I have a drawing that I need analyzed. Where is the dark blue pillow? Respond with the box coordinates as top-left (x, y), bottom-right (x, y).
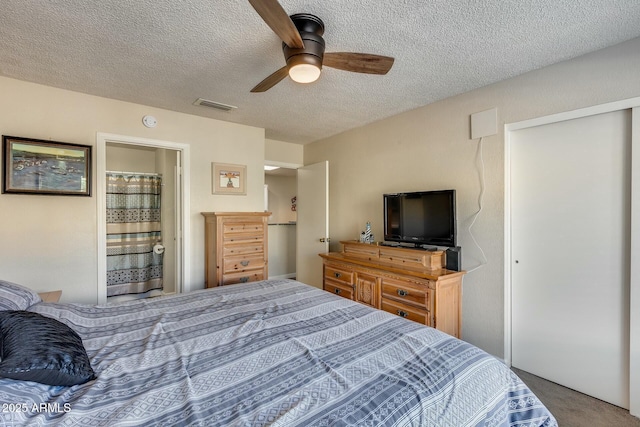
top-left (0, 311), bottom-right (96, 386)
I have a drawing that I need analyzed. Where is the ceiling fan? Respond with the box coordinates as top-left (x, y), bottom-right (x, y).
top-left (248, 0), bottom-right (394, 92)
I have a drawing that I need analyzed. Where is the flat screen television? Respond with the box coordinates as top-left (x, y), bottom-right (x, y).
top-left (383, 190), bottom-right (456, 247)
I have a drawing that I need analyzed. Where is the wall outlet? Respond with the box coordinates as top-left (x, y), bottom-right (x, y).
top-left (470, 108), bottom-right (497, 139)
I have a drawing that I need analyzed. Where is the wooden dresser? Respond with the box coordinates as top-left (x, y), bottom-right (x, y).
top-left (320, 241), bottom-right (465, 338)
top-left (202, 212), bottom-right (270, 287)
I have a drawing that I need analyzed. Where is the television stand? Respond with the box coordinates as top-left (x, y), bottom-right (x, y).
top-left (319, 241), bottom-right (465, 338)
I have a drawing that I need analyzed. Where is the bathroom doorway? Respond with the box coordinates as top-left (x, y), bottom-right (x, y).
top-left (96, 133), bottom-right (191, 305)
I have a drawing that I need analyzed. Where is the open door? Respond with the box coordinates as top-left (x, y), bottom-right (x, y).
top-left (296, 161), bottom-right (329, 288)
top-left (96, 133), bottom-right (190, 305)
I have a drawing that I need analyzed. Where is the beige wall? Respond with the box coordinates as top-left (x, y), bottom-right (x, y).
top-left (106, 144), bottom-right (156, 172)
top-left (305, 37), bottom-right (640, 357)
top-left (265, 174), bottom-right (297, 224)
top-left (265, 139), bottom-right (303, 166)
top-left (0, 76), bottom-right (265, 304)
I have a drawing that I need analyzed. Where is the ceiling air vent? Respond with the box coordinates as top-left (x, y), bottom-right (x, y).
top-left (193, 98), bottom-right (237, 112)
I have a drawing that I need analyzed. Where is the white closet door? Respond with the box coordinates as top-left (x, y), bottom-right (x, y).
top-left (511, 110), bottom-right (631, 408)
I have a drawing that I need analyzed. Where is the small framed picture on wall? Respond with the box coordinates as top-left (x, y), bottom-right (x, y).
top-left (212, 162), bottom-right (246, 195)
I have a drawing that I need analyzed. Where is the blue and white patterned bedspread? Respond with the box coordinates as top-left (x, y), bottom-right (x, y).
top-left (0, 279), bottom-right (556, 426)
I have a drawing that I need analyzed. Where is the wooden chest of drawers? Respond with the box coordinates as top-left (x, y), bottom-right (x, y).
top-left (320, 241), bottom-right (465, 338)
top-left (202, 212), bottom-right (270, 287)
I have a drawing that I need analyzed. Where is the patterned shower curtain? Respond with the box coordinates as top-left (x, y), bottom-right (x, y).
top-left (106, 172), bottom-right (163, 297)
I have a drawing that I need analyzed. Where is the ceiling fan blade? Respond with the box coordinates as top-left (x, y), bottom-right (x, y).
top-left (251, 66), bottom-right (289, 92)
top-left (248, 0), bottom-right (304, 49)
top-left (323, 52), bottom-right (394, 75)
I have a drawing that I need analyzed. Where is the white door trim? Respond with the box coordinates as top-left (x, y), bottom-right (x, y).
top-left (96, 132), bottom-right (191, 305)
top-left (631, 107), bottom-right (640, 418)
top-left (504, 96), bottom-right (640, 417)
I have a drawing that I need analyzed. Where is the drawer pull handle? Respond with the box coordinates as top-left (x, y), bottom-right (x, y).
top-left (240, 260), bottom-right (250, 267)
top-left (397, 289), bottom-right (409, 297)
top-left (334, 288), bottom-right (341, 295)
top-left (239, 277), bottom-right (249, 283)
top-left (334, 272), bottom-right (341, 278)
top-left (397, 310), bottom-right (408, 318)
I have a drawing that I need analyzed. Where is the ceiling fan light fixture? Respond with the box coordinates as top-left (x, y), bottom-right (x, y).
top-left (249, 6), bottom-right (394, 92)
top-left (289, 63), bottom-right (321, 83)
top-left (281, 15), bottom-right (325, 85)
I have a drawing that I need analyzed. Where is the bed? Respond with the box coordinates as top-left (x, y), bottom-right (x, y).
top-left (0, 278), bottom-right (556, 426)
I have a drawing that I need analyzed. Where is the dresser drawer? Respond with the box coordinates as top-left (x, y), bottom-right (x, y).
top-left (223, 221), bottom-right (265, 241)
top-left (223, 242), bottom-right (264, 257)
top-left (324, 281), bottom-right (354, 300)
top-left (222, 270), bottom-right (264, 286)
top-left (223, 233), bottom-right (265, 246)
top-left (223, 255), bottom-right (265, 274)
top-left (381, 298), bottom-right (431, 325)
top-left (381, 277), bottom-right (429, 309)
top-left (324, 264), bottom-right (354, 286)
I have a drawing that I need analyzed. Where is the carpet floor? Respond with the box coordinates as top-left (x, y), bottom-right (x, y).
top-left (512, 368), bottom-right (640, 426)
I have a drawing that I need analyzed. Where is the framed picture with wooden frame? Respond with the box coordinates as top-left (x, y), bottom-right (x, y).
top-left (212, 162), bottom-right (246, 195)
top-left (2, 135), bottom-right (92, 196)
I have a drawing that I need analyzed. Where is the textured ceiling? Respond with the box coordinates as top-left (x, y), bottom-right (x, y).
top-left (1, 1), bottom-right (639, 144)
